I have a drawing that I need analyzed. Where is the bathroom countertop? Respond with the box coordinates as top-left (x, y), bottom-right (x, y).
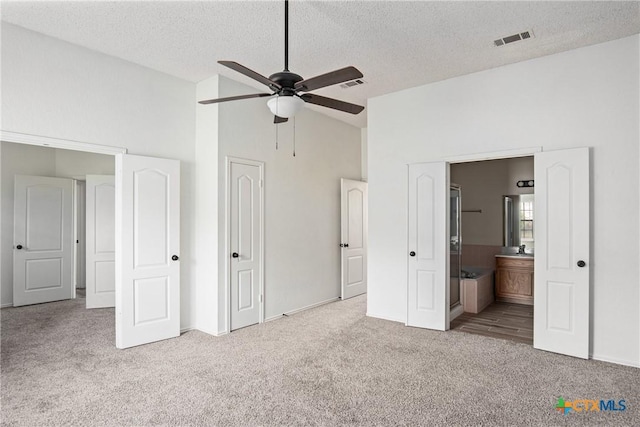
top-left (495, 254), bottom-right (534, 259)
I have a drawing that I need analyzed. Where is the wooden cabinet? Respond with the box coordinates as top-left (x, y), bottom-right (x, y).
top-left (495, 256), bottom-right (534, 305)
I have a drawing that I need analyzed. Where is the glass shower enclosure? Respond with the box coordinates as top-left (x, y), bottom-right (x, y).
top-left (450, 185), bottom-right (461, 308)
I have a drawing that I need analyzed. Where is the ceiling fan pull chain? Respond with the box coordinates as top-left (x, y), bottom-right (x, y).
top-left (293, 116), bottom-right (296, 157)
top-left (275, 119), bottom-right (279, 150)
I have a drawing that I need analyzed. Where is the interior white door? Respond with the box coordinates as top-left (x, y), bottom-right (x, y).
top-left (340, 178), bottom-right (368, 299)
top-left (116, 154), bottom-right (180, 349)
top-left (13, 175), bottom-right (74, 306)
top-left (229, 158), bottom-right (263, 331)
top-left (407, 162), bottom-right (449, 330)
top-left (86, 175), bottom-right (116, 309)
top-left (534, 148), bottom-right (590, 359)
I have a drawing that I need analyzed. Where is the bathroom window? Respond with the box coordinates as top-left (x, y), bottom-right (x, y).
top-left (520, 196), bottom-right (534, 243)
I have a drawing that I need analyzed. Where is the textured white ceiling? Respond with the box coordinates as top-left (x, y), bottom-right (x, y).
top-left (2, 1), bottom-right (639, 128)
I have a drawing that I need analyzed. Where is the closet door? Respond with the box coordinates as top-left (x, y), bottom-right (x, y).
top-left (407, 162), bottom-right (449, 330)
top-left (86, 175), bottom-right (116, 309)
top-left (13, 175), bottom-right (74, 306)
top-left (534, 148), bottom-right (590, 359)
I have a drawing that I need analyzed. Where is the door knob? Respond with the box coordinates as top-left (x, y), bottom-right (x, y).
top-left (232, 252), bottom-right (239, 258)
top-left (340, 243), bottom-right (349, 248)
top-left (409, 251), bottom-right (416, 257)
top-left (577, 260), bottom-right (586, 267)
top-left (16, 244), bottom-right (23, 250)
top-left (171, 255), bottom-right (179, 261)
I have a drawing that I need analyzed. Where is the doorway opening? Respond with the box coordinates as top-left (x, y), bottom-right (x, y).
top-left (2, 131), bottom-right (182, 350)
top-left (448, 156), bottom-right (535, 345)
top-left (407, 147), bottom-right (589, 359)
top-left (2, 140), bottom-right (116, 314)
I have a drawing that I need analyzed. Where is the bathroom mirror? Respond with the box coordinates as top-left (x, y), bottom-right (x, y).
top-left (503, 194), bottom-right (534, 249)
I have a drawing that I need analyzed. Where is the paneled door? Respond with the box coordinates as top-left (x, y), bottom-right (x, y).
top-left (85, 175), bottom-right (115, 309)
top-left (116, 154), bottom-right (180, 349)
top-left (340, 179), bottom-right (368, 300)
top-left (534, 148), bottom-right (590, 359)
top-left (407, 162), bottom-right (449, 330)
top-left (228, 158), bottom-right (264, 331)
top-left (13, 175), bottom-right (74, 306)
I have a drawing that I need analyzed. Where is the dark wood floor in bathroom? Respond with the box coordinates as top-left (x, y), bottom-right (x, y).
top-left (450, 302), bottom-right (533, 345)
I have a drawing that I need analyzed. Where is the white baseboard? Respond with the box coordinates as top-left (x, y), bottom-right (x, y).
top-left (283, 297), bottom-right (340, 317)
top-left (265, 314), bottom-right (284, 323)
top-left (591, 353), bottom-right (640, 368)
top-left (450, 305), bottom-right (464, 321)
top-left (366, 312), bottom-right (404, 324)
top-left (180, 326), bottom-right (194, 334)
top-left (1, 303), bottom-right (13, 308)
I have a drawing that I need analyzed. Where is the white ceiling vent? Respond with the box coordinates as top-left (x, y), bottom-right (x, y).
top-left (494, 30), bottom-right (534, 47)
top-left (340, 79), bottom-right (366, 89)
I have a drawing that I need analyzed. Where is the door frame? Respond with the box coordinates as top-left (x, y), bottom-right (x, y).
top-left (224, 156), bottom-right (265, 334)
top-left (410, 147), bottom-right (543, 327)
top-left (0, 130), bottom-right (125, 307)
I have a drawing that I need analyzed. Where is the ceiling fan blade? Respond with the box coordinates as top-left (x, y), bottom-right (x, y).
top-left (300, 93), bottom-right (365, 115)
top-left (219, 61), bottom-right (281, 90)
top-left (198, 93), bottom-right (271, 105)
top-left (294, 66), bottom-right (363, 92)
top-left (274, 115), bottom-right (288, 124)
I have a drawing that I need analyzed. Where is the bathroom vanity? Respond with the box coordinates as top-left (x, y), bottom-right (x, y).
top-left (495, 255), bottom-right (534, 305)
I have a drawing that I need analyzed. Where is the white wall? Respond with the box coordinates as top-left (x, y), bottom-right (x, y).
top-left (361, 128), bottom-right (368, 181)
top-left (368, 35), bottom-right (639, 367)
top-left (55, 150), bottom-right (114, 178)
top-left (0, 142), bottom-right (56, 306)
top-left (194, 75), bottom-right (220, 335)
top-left (214, 76), bottom-right (361, 332)
top-left (1, 24), bottom-right (197, 328)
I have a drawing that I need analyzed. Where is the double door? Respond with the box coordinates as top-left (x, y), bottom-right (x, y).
top-left (407, 148), bottom-right (590, 359)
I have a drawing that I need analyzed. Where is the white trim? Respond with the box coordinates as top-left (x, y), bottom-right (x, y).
top-left (1, 303), bottom-right (13, 308)
top-left (592, 353), bottom-right (640, 368)
top-left (225, 156), bottom-right (265, 334)
top-left (283, 297), bottom-right (340, 317)
top-left (367, 312), bottom-right (405, 324)
top-left (264, 297), bottom-right (342, 323)
top-left (0, 130), bottom-right (127, 155)
top-left (444, 147), bottom-right (541, 164)
top-left (72, 180), bottom-right (78, 299)
top-left (264, 314), bottom-right (285, 323)
top-left (180, 326), bottom-right (195, 334)
top-left (450, 304), bottom-right (464, 321)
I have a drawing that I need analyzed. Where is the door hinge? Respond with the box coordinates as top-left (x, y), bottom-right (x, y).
top-left (259, 180), bottom-right (264, 188)
top-left (259, 294), bottom-right (263, 303)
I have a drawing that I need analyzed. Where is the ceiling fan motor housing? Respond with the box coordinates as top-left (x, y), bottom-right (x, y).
top-left (269, 71), bottom-right (303, 95)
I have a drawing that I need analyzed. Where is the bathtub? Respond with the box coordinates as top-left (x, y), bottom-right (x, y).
top-left (461, 266), bottom-right (494, 314)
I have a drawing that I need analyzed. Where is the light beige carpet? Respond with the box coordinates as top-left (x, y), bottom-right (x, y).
top-left (1, 294), bottom-right (638, 426)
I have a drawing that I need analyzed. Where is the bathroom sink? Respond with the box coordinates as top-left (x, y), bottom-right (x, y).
top-left (496, 253), bottom-right (534, 259)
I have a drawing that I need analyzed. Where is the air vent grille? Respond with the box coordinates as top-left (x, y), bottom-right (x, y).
top-left (340, 79), bottom-right (365, 89)
top-left (494, 30), bottom-right (535, 47)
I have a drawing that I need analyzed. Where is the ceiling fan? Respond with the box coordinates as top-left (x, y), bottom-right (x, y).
top-left (198, 0), bottom-right (365, 124)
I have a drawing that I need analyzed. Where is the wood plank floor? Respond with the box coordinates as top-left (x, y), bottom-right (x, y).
top-left (450, 302), bottom-right (533, 345)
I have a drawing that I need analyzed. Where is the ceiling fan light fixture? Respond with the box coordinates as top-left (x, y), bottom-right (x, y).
top-left (267, 95), bottom-right (304, 118)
